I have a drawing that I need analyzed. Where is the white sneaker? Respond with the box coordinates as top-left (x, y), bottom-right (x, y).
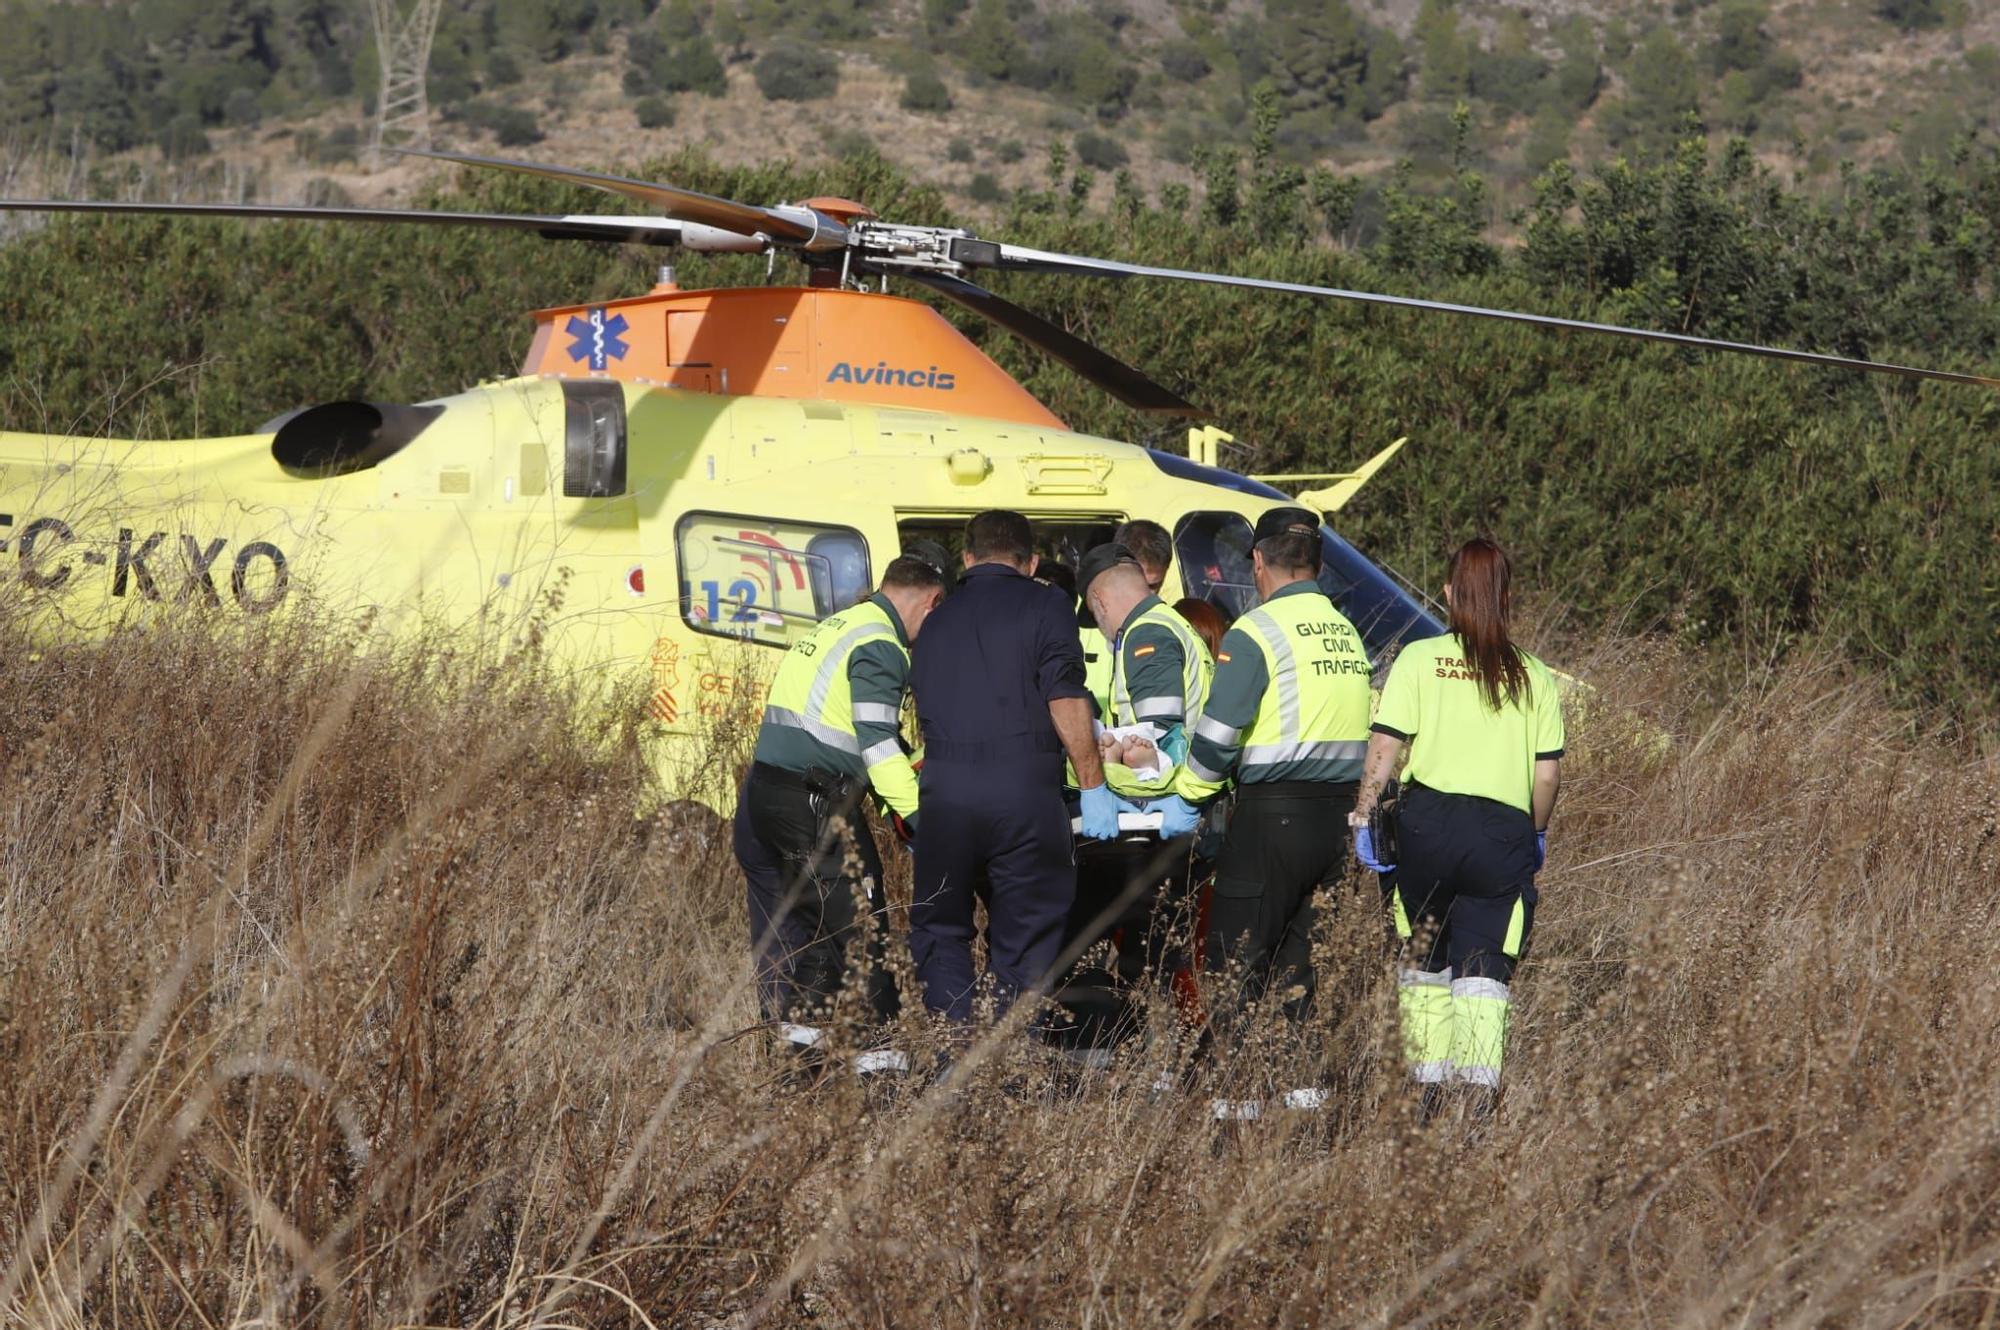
top-left (853, 1048), bottom-right (910, 1076)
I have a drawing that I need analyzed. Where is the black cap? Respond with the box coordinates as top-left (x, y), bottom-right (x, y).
top-left (1077, 542), bottom-right (1142, 599)
top-left (902, 538), bottom-right (951, 577)
top-left (1253, 506), bottom-right (1322, 545)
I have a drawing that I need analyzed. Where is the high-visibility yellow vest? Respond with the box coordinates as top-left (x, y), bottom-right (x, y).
top-left (1081, 624), bottom-right (1114, 718)
top-left (1180, 584), bottom-right (1371, 798)
top-left (756, 597), bottom-right (918, 816)
top-left (1228, 590), bottom-right (1371, 781)
top-left (1108, 600), bottom-right (1211, 730)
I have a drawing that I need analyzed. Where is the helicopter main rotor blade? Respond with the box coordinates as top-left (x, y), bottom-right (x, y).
top-left (900, 270), bottom-right (1205, 417)
top-left (398, 149), bottom-right (842, 252)
top-left (0, 198), bottom-right (688, 246)
top-left (980, 243), bottom-right (2000, 390)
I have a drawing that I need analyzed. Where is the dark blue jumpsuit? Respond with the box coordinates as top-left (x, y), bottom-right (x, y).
top-left (908, 562), bottom-right (1089, 1022)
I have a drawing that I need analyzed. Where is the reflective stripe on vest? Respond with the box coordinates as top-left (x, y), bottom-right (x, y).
top-left (760, 602), bottom-right (903, 763)
top-left (1109, 603), bottom-right (1210, 729)
top-left (1233, 590), bottom-right (1370, 781)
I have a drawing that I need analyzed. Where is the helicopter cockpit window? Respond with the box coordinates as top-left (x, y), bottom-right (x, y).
top-left (1173, 512), bottom-right (1258, 620)
top-left (676, 512), bottom-right (872, 649)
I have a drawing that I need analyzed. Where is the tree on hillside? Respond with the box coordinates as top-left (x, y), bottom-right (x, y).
top-left (753, 42), bottom-right (838, 99)
top-left (1877, 0), bottom-right (1950, 29)
top-left (1549, 15), bottom-right (1602, 112)
top-left (962, 0), bottom-right (1018, 80)
top-left (1261, 0), bottom-right (1404, 140)
top-left (1600, 26), bottom-right (1702, 155)
top-left (1414, 0), bottom-right (1471, 100)
top-left (1468, 11), bottom-right (1547, 115)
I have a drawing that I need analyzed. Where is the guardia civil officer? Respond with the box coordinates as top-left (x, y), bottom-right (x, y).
top-left (1063, 542), bottom-right (1213, 991)
top-left (907, 510), bottom-right (1121, 1024)
top-left (1083, 519), bottom-right (1175, 716)
top-left (1353, 537), bottom-right (1563, 1112)
top-left (1174, 507), bottom-right (1373, 1115)
top-left (735, 553), bottom-right (947, 1069)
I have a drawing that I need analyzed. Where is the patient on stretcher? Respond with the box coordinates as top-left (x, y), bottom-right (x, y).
top-left (1097, 730), bottom-right (1159, 770)
top-left (1093, 721), bottom-right (1173, 786)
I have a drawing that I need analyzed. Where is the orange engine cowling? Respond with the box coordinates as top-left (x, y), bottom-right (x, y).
top-left (520, 285), bottom-right (1064, 429)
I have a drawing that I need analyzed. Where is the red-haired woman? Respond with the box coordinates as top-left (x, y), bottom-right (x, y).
top-left (1351, 538), bottom-right (1564, 1113)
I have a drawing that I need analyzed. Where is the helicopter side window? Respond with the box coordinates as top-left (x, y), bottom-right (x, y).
top-left (1172, 512), bottom-right (1258, 620)
top-left (675, 512), bottom-right (872, 649)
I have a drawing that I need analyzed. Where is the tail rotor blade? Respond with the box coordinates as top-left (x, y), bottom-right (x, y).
top-left (396, 148), bottom-right (835, 250)
top-left (902, 271), bottom-right (1205, 417)
top-left (983, 244), bottom-right (2000, 390)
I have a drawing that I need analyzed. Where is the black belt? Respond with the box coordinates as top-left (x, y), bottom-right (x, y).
top-left (1234, 778), bottom-right (1359, 800)
top-left (923, 735), bottom-right (1063, 762)
top-left (750, 761), bottom-right (860, 798)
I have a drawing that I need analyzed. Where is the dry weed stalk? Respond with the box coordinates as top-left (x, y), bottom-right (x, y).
top-left (2, 606), bottom-right (1998, 1328)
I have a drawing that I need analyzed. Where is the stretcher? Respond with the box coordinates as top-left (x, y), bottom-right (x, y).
top-left (1050, 792), bottom-right (1215, 1058)
top-left (1068, 808), bottom-right (1167, 836)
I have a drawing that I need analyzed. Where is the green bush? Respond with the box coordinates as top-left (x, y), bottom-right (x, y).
top-left (968, 171), bottom-right (1005, 202)
top-left (487, 50), bottom-right (524, 85)
top-left (924, 0), bottom-right (969, 31)
top-left (156, 115), bottom-right (211, 158)
top-left (753, 43), bottom-right (839, 100)
top-left (459, 100), bottom-right (545, 146)
top-left (901, 69), bottom-right (953, 112)
top-left (297, 125), bottom-right (361, 166)
top-left (669, 36), bottom-right (730, 95)
top-left (947, 136), bottom-right (974, 163)
top-left (494, 109), bottom-right (545, 147)
top-left (995, 137), bottom-right (1026, 163)
top-left (826, 127), bottom-right (876, 159)
top-left (301, 177), bottom-right (353, 207)
top-left (1159, 39), bottom-right (1211, 82)
top-left (1877, 0), bottom-right (1951, 28)
top-left (635, 94), bottom-right (676, 128)
top-left (628, 31), bottom-right (728, 96)
top-left (1074, 129), bottom-right (1129, 170)
top-left (223, 87), bottom-right (262, 128)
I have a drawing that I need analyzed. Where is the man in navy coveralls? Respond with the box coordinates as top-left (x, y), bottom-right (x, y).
top-left (907, 510), bottom-right (1125, 1022)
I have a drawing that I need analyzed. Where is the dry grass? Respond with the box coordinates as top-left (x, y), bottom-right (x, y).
top-left (3, 595), bottom-right (1999, 1329)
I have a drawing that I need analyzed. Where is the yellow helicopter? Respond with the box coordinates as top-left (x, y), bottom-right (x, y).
top-left (2, 152), bottom-right (1988, 809)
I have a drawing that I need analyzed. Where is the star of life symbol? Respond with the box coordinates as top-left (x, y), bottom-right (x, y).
top-left (565, 307), bottom-right (630, 371)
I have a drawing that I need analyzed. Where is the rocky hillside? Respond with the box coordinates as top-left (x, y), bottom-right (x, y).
top-left (2, 0), bottom-right (1997, 217)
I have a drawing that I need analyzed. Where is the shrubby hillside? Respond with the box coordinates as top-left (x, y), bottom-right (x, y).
top-left (2, 0), bottom-right (1999, 206)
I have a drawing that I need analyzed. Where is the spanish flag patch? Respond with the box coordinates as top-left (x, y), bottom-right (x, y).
top-left (1217, 651), bottom-right (1231, 662)
top-left (1133, 644), bottom-right (1157, 657)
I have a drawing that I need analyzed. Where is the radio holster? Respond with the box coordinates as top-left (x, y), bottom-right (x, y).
top-left (1370, 779), bottom-right (1402, 866)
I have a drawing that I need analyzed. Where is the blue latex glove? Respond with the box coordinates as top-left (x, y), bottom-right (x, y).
top-left (1534, 830), bottom-right (1548, 872)
top-left (1153, 794), bottom-right (1201, 838)
top-left (1078, 783), bottom-right (1123, 841)
top-left (1354, 823), bottom-right (1396, 873)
